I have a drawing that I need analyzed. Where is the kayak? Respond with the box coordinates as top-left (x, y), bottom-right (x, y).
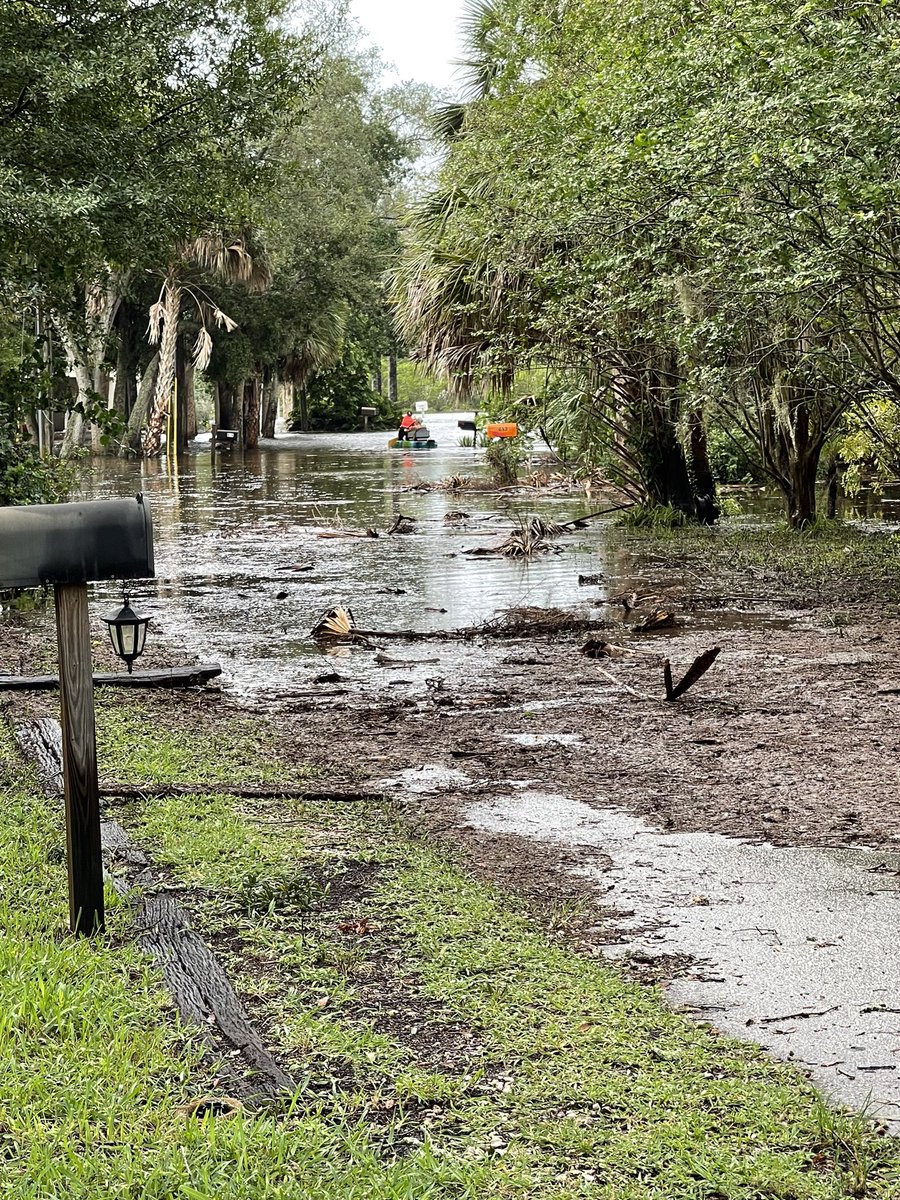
top-left (388, 438), bottom-right (437, 450)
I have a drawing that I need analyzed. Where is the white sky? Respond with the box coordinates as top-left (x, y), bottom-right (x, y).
top-left (350, 0), bottom-right (467, 90)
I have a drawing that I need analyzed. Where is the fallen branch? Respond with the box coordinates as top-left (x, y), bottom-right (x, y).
top-left (316, 528), bottom-right (378, 540)
top-left (0, 662), bottom-right (222, 691)
top-left (664, 648), bottom-right (721, 702)
top-left (592, 664), bottom-right (653, 700)
top-left (100, 784), bottom-right (385, 802)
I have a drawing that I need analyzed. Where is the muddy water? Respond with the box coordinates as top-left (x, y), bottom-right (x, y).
top-left (464, 792), bottom-right (900, 1128)
top-left (81, 414), bottom-right (614, 695)
top-left (80, 422), bottom-right (900, 1126)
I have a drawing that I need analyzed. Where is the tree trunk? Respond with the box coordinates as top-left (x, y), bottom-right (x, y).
top-left (372, 361), bottom-right (383, 395)
top-left (388, 355), bottom-right (398, 407)
top-left (59, 362), bottom-right (92, 457)
top-left (261, 374), bottom-right (278, 438)
top-left (90, 370), bottom-right (113, 454)
top-left (121, 354), bottom-right (159, 457)
top-left (761, 380), bottom-right (824, 529)
top-left (218, 384), bottom-right (236, 431)
top-left (637, 360), bottom-right (695, 515)
top-left (113, 306), bottom-right (140, 427)
top-left (172, 334), bottom-right (189, 455)
top-left (785, 454), bottom-right (819, 529)
top-left (57, 279), bottom-right (122, 459)
top-left (144, 279), bottom-right (180, 456)
top-left (687, 408), bottom-right (719, 524)
top-left (184, 362), bottom-right (197, 441)
top-left (296, 385), bottom-right (309, 432)
top-left (244, 378), bottom-right (260, 449)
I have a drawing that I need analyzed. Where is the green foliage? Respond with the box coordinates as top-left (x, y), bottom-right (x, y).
top-left (388, 359), bottom-right (452, 409)
top-left (833, 400), bottom-right (900, 497)
top-left (618, 503), bottom-right (689, 530)
top-left (0, 0), bottom-right (312, 294)
top-left (707, 426), bottom-right (761, 486)
top-left (294, 337), bottom-right (393, 432)
top-left (0, 316), bottom-right (79, 504)
top-left (204, 58), bottom-right (424, 433)
top-left (485, 436), bottom-right (524, 486)
top-left (395, 0), bottom-right (900, 526)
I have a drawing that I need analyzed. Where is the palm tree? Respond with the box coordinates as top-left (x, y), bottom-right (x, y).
top-left (432, 0), bottom-right (507, 141)
top-left (142, 233), bottom-right (270, 456)
top-left (283, 304), bottom-right (349, 431)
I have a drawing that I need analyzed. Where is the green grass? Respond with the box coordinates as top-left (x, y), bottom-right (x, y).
top-left (610, 521), bottom-right (900, 607)
top-left (3, 705), bottom-right (900, 1198)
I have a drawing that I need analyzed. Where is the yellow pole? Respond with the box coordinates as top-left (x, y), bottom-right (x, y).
top-left (172, 377), bottom-right (178, 459)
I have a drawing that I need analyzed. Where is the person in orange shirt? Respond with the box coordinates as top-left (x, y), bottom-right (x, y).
top-left (397, 411), bottom-right (415, 441)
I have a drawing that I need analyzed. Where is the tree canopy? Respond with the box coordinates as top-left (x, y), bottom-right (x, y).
top-left (395, 0), bottom-right (900, 525)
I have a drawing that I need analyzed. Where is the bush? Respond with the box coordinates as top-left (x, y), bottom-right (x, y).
top-left (485, 437), bottom-right (524, 486)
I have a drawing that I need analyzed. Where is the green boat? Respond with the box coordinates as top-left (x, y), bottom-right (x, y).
top-left (388, 437), bottom-right (437, 450)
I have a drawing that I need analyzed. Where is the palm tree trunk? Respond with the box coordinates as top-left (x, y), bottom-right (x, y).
top-left (143, 279), bottom-right (180, 456)
top-left (261, 374), bottom-right (278, 438)
top-left (184, 362), bottom-right (197, 441)
top-left (245, 378), bottom-right (260, 448)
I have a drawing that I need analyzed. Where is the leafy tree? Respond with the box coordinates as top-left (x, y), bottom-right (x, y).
top-left (395, 0), bottom-right (900, 527)
top-left (0, 0), bottom-right (316, 470)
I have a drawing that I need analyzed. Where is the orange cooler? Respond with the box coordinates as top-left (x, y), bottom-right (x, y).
top-left (485, 422), bottom-right (519, 439)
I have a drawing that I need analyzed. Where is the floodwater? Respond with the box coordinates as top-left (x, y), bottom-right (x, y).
top-left (79, 417), bottom-right (900, 1127)
top-left (81, 413), bottom-right (613, 695)
top-left (463, 792), bottom-right (900, 1129)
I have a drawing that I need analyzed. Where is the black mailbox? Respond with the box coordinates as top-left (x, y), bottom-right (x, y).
top-left (0, 495), bottom-right (155, 589)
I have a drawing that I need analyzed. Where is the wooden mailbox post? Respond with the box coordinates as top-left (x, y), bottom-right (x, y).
top-left (0, 496), bottom-right (155, 934)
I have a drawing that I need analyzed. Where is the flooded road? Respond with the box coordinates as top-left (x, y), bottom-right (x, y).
top-left (82, 413), bottom-right (607, 695)
top-left (80, 419), bottom-right (900, 1128)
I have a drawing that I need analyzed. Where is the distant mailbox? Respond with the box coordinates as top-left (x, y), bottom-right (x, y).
top-left (0, 496), bottom-right (155, 589)
top-left (360, 406), bottom-right (377, 416)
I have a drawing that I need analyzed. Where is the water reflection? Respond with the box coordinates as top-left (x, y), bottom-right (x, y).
top-left (80, 415), bottom-right (606, 693)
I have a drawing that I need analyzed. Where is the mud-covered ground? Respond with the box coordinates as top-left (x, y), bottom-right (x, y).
top-left (5, 550), bottom-right (900, 1124)
top-left (5, 581), bottom-right (900, 862)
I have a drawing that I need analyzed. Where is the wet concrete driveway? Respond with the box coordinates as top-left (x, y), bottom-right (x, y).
top-left (464, 791), bottom-right (900, 1127)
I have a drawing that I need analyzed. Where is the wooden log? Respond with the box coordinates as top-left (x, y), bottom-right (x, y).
top-left (100, 784), bottom-right (385, 802)
top-left (15, 716), bottom-right (64, 796)
top-left (136, 893), bottom-right (296, 1094)
top-left (0, 662), bottom-right (222, 691)
top-left (55, 582), bottom-right (104, 935)
top-left (15, 717), bottom-right (296, 1096)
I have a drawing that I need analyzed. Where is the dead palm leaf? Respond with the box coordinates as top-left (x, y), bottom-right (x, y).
top-left (312, 605), bottom-right (356, 639)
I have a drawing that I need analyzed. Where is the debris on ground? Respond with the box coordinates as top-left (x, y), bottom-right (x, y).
top-left (316, 528), bottom-right (378, 540)
top-left (480, 606), bottom-right (610, 638)
top-left (311, 605), bottom-right (356, 640)
top-left (663, 647), bottom-right (721, 701)
top-left (387, 513), bottom-right (417, 535)
top-left (633, 608), bottom-right (679, 632)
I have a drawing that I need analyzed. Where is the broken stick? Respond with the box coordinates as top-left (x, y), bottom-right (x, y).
top-left (663, 647), bottom-right (721, 702)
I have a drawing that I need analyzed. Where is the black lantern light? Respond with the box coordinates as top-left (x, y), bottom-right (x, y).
top-left (103, 594), bottom-right (151, 673)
